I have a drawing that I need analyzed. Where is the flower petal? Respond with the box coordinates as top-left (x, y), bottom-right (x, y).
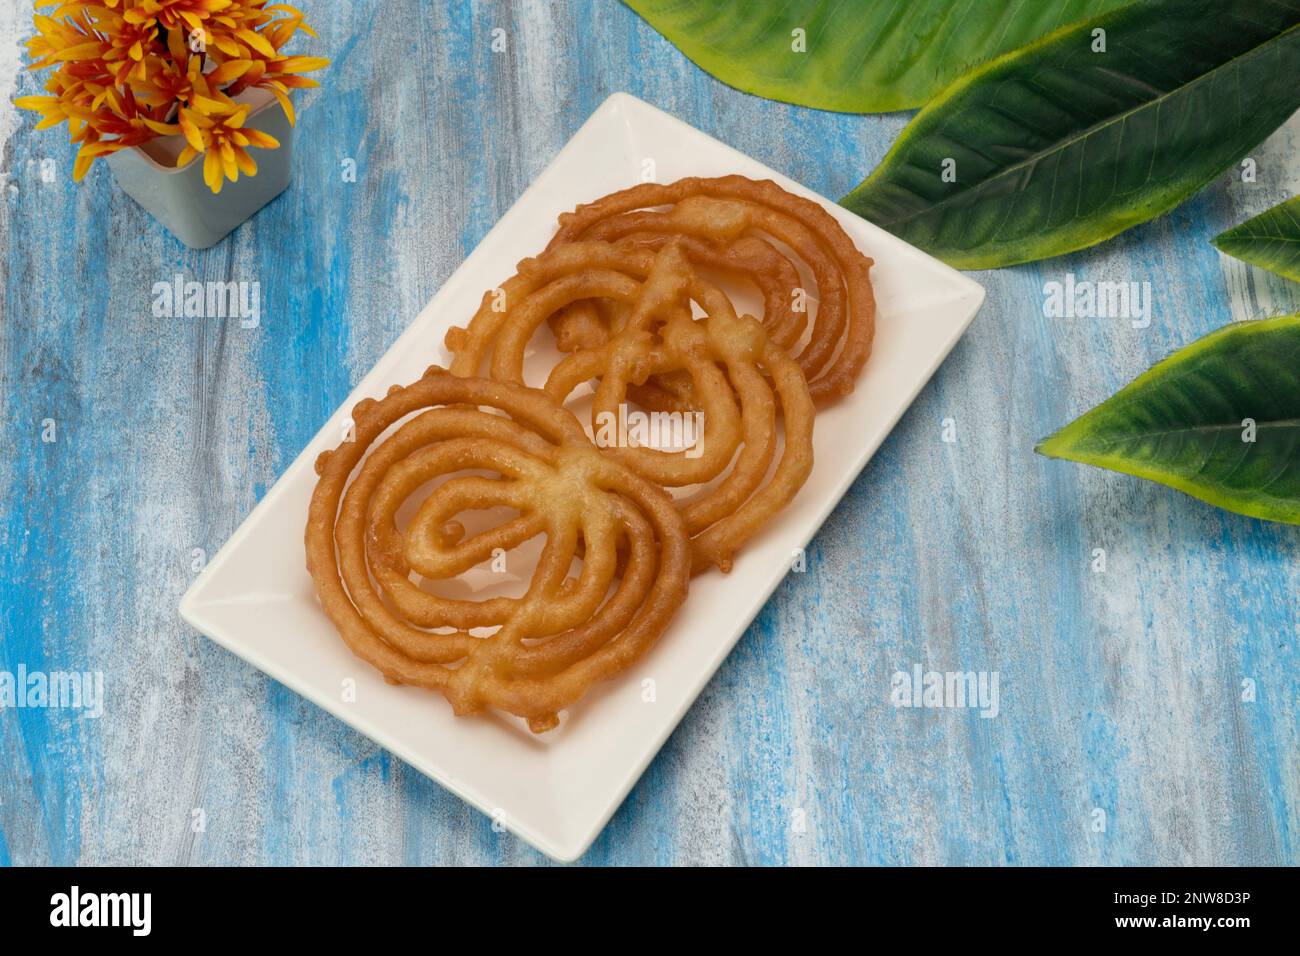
top-left (275, 56), bottom-right (329, 74)
top-left (232, 145), bottom-right (257, 177)
top-left (204, 148), bottom-right (223, 193)
top-left (236, 28), bottom-right (276, 58)
top-left (178, 110), bottom-right (206, 151)
top-left (241, 128), bottom-right (279, 150)
top-left (207, 58), bottom-right (252, 86)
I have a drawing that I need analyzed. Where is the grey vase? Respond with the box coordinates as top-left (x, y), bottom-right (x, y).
top-left (105, 94), bottom-right (293, 249)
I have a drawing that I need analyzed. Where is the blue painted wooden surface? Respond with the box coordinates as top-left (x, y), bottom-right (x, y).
top-left (1, 0), bottom-right (1297, 866)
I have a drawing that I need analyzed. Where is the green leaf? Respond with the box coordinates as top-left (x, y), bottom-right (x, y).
top-left (1037, 316), bottom-right (1300, 525)
top-left (1213, 195), bottom-right (1300, 284)
top-left (624, 0), bottom-right (1133, 113)
top-left (841, 0), bottom-right (1300, 269)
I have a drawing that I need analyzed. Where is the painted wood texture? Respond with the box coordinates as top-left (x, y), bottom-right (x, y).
top-left (1, 0), bottom-right (1297, 866)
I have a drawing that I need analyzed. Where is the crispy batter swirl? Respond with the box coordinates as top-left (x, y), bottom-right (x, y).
top-left (306, 369), bottom-right (689, 733)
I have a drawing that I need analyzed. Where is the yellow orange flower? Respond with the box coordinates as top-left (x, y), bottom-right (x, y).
top-left (18, 0), bottom-right (326, 191)
top-left (177, 98), bottom-right (279, 193)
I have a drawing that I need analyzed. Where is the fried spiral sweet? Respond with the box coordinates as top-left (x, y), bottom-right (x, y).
top-left (305, 369), bottom-right (690, 733)
top-left (445, 241), bottom-right (815, 573)
top-left (545, 175), bottom-right (876, 405)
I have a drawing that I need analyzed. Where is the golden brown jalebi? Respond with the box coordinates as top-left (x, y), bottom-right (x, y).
top-left (305, 369), bottom-right (690, 733)
top-left (445, 240), bottom-right (815, 574)
top-left (545, 175), bottom-right (876, 405)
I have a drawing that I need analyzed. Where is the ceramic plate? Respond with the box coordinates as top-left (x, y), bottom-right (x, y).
top-left (180, 92), bottom-right (986, 861)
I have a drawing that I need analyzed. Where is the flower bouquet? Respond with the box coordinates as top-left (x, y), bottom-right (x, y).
top-left (18, 1), bottom-right (328, 247)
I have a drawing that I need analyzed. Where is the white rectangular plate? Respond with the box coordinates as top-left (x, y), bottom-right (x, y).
top-left (180, 93), bottom-right (985, 862)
